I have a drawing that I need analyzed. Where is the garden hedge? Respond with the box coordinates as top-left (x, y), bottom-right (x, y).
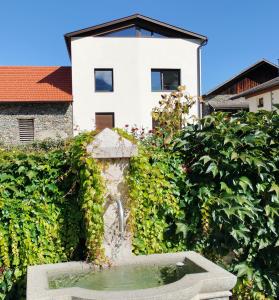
top-left (129, 110), bottom-right (279, 299)
top-left (0, 109), bottom-right (278, 299)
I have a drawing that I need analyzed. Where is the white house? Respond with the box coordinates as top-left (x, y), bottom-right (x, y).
top-left (65, 14), bottom-right (207, 131)
top-left (231, 76), bottom-right (279, 112)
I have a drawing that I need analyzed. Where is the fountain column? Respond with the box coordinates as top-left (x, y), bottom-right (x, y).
top-left (87, 128), bottom-right (137, 262)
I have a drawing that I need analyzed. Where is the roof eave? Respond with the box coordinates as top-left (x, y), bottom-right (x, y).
top-left (205, 59), bottom-right (279, 97)
top-left (64, 14), bottom-right (208, 58)
top-left (0, 99), bottom-right (73, 103)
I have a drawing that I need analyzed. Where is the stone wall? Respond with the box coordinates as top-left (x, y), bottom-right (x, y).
top-left (0, 102), bottom-right (73, 144)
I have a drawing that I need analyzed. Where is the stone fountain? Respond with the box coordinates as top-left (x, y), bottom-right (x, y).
top-left (27, 128), bottom-right (237, 300)
top-left (87, 128), bottom-right (137, 262)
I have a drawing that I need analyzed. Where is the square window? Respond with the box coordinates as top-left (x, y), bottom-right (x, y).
top-left (95, 69), bottom-right (113, 92)
top-left (95, 113), bottom-right (115, 130)
top-left (151, 69), bottom-right (180, 91)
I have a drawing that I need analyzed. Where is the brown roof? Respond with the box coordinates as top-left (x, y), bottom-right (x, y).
top-left (205, 59), bottom-right (279, 97)
top-left (64, 14), bottom-right (208, 56)
top-left (0, 66), bottom-right (72, 102)
top-left (231, 76), bottom-right (279, 99)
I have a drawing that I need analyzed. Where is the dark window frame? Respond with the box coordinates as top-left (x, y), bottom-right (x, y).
top-left (95, 112), bottom-right (115, 130)
top-left (99, 25), bottom-right (166, 38)
top-left (258, 97), bottom-right (264, 108)
top-left (94, 68), bottom-right (114, 92)
top-left (151, 69), bottom-right (181, 92)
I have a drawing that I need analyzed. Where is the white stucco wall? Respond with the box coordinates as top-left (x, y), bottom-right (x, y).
top-left (248, 88), bottom-right (279, 112)
top-left (71, 36), bottom-right (201, 131)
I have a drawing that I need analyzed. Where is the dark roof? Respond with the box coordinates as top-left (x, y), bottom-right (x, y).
top-left (0, 66), bottom-right (72, 102)
top-left (64, 14), bottom-right (208, 55)
top-left (207, 95), bottom-right (249, 110)
top-left (205, 59), bottom-right (279, 97)
top-left (231, 76), bottom-right (279, 100)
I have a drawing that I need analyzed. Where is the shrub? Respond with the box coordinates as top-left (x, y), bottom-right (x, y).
top-left (0, 132), bottom-right (105, 299)
top-left (128, 145), bottom-right (185, 254)
top-left (129, 109), bottom-right (279, 299)
top-left (173, 110), bottom-right (279, 298)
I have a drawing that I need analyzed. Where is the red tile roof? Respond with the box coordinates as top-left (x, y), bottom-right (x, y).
top-left (0, 66), bottom-right (72, 102)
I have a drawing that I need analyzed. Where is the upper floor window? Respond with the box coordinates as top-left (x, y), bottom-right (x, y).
top-left (95, 69), bottom-right (113, 92)
top-left (102, 26), bottom-right (137, 37)
top-left (258, 97), bottom-right (264, 108)
top-left (100, 26), bottom-right (165, 38)
top-left (138, 27), bottom-right (164, 38)
top-left (151, 69), bottom-right (180, 91)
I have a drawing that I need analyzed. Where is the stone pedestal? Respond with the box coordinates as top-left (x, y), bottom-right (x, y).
top-left (87, 129), bottom-right (137, 262)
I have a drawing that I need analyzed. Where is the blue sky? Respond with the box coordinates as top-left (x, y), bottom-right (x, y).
top-left (0, 0), bottom-right (278, 93)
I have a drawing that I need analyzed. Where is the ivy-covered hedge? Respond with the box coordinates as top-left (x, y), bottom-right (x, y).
top-left (129, 110), bottom-right (279, 299)
top-left (0, 109), bottom-right (278, 299)
top-left (128, 146), bottom-right (185, 254)
top-left (175, 111), bottom-right (279, 299)
top-left (0, 132), bottom-right (105, 299)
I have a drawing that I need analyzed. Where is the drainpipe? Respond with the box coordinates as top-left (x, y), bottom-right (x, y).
top-left (197, 39), bottom-right (208, 119)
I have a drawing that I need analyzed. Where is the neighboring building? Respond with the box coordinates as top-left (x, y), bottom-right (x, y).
top-left (203, 59), bottom-right (279, 114)
top-left (0, 67), bottom-right (73, 144)
top-left (65, 14), bottom-right (207, 131)
top-left (231, 77), bottom-right (279, 112)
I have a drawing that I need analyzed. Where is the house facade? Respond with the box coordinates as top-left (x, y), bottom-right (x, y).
top-left (203, 59), bottom-right (279, 114)
top-left (0, 14), bottom-right (207, 144)
top-left (231, 77), bottom-right (279, 112)
top-left (66, 14), bottom-right (207, 131)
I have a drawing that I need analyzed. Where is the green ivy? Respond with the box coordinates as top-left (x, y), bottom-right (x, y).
top-left (128, 145), bottom-right (185, 254)
top-left (128, 110), bottom-right (278, 299)
top-left (68, 132), bottom-right (106, 263)
top-left (0, 132), bottom-right (106, 299)
top-left (174, 110), bottom-right (279, 299)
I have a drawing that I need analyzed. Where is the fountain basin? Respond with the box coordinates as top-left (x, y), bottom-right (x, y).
top-left (27, 251), bottom-right (237, 300)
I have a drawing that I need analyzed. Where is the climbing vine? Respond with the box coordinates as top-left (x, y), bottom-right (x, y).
top-left (68, 132), bottom-right (106, 263)
top-left (0, 132), bottom-right (106, 299)
top-left (127, 145), bottom-right (185, 254)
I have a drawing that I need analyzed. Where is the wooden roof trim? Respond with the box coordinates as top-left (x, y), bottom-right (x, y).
top-left (205, 59), bottom-right (279, 97)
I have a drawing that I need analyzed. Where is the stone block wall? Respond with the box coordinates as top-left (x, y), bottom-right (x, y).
top-left (0, 102), bottom-right (73, 144)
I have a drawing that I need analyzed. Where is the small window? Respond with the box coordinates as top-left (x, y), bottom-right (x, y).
top-left (101, 26), bottom-right (137, 37)
top-left (95, 113), bottom-right (115, 130)
top-left (151, 69), bottom-right (180, 91)
top-left (139, 28), bottom-right (164, 38)
top-left (95, 69), bottom-right (113, 92)
top-left (18, 119), bottom-right (34, 143)
top-left (258, 97), bottom-right (264, 108)
top-left (139, 28), bottom-right (153, 37)
top-left (99, 26), bottom-right (165, 38)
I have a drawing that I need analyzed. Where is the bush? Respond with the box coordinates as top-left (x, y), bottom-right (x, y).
top-left (128, 145), bottom-right (185, 254)
top-left (129, 109), bottom-right (279, 299)
top-left (0, 107), bottom-right (278, 299)
top-left (173, 111), bottom-right (279, 299)
top-left (0, 132), bottom-right (105, 299)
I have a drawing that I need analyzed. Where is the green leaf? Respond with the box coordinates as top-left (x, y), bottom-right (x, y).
top-left (206, 162), bottom-right (218, 177)
top-left (26, 170), bottom-right (37, 180)
top-left (269, 182), bottom-right (279, 198)
top-left (239, 176), bottom-right (253, 191)
top-left (175, 223), bottom-right (189, 238)
top-left (199, 155), bottom-right (211, 164)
